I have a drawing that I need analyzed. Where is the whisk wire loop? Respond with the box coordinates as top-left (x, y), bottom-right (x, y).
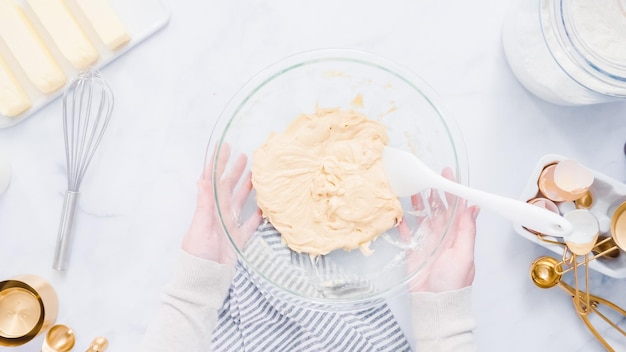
top-left (64, 72), bottom-right (113, 192)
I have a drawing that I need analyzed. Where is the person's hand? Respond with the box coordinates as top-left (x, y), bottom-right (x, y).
top-left (399, 167), bottom-right (480, 293)
top-left (181, 143), bottom-right (262, 265)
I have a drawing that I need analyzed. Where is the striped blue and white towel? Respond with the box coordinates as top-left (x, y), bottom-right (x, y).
top-left (211, 221), bottom-right (411, 352)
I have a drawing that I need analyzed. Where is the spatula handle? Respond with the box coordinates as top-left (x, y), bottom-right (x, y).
top-left (436, 177), bottom-right (573, 237)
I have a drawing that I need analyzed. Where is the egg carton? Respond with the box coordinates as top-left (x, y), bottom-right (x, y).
top-left (514, 154), bottom-right (626, 278)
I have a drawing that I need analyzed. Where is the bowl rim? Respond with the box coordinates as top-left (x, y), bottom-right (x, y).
top-left (205, 48), bottom-right (470, 308)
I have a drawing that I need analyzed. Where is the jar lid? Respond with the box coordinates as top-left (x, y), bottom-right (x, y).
top-left (541, 0), bottom-right (626, 97)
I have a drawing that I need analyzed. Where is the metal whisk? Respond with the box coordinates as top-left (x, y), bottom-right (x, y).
top-left (53, 69), bottom-right (114, 271)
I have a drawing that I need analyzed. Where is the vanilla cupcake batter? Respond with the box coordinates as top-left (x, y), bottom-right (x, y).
top-left (251, 107), bottom-right (402, 256)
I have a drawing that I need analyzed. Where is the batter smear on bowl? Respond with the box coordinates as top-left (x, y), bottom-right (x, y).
top-left (251, 107), bottom-right (402, 256)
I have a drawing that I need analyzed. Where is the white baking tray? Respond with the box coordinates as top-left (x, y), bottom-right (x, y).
top-left (0, 0), bottom-right (170, 128)
top-left (515, 154), bottom-right (626, 278)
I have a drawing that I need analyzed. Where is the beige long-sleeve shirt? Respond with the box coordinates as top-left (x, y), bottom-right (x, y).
top-left (141, 251), bottom-right (477, 351)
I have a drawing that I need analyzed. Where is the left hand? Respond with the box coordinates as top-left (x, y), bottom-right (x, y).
top-left (181, 143), bottom-right (262, 265)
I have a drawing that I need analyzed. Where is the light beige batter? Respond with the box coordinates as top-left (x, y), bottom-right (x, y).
top-left (252, 107), bottom-right (402, 256)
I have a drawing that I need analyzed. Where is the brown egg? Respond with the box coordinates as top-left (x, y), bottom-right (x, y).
top-left (528, 197), bottom-right (560, 214)
top-left (538, 164), bottom-right (570, 202)
top-left (525, 197), bottom-right (560, 235)
top-left (538, 161), bottom-right (594, 202)
top-left (553, 160), bottom-right (594, 200)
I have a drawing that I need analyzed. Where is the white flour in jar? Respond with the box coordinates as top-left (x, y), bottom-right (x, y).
top-left (502, 0), bottom-right (626, 105)
top-left (572, 0), bottom-right (626, 63)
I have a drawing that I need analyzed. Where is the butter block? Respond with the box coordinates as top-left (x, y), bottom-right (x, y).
top-left (75, 0), bottom-right (131, 51)
top-left (26, 0), bottom-right (99, 70)
top-left (0, 0), bottom-right (66, 94)
top-left (0, 54), bottom-right (31, 117)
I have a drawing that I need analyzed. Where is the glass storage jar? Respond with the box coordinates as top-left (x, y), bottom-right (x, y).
top-left (502, 0), bottom-right (626, 106)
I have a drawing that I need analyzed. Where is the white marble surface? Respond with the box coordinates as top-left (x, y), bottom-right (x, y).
top-left (2, 0), bottom-right (626, 351)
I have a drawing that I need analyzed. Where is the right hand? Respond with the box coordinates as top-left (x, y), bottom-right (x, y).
top-left (399, 167), bottom-right (480, 293)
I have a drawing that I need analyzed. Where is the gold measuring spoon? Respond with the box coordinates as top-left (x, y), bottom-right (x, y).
top-left (85, 336), bottom-right (108, 351)
top-left (42, 324), bottom-right (75, 352)
top-left (575, 191), bottom-right (593, 209)
top-left (530, 256), bottom-right (626, 351)
top-left (530, 256), bottom-right (563, 289)
top-left (592, 236), bottom-right (620, 259)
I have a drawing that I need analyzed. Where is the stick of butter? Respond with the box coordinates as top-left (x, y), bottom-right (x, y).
top-left (0, 54), bottom-right (31, 117)
top-left (75, 0), bottom-right (131, 51)
top-left (0, 0), bottom-right (66, 94)
top-left (26, 0), bottom-right (99, 70)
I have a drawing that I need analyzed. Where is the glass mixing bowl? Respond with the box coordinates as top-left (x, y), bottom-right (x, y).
top-left (205, 48), bottom-right (468, 310)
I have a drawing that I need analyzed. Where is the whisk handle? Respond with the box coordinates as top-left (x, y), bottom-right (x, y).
top-left (53, 191), bottom-right (80, 271)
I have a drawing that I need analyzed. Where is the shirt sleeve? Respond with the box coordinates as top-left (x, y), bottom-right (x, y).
top-left (410, 286), bottom-right (478, 352)
top-left (140, 250), bottom-right (235, 352)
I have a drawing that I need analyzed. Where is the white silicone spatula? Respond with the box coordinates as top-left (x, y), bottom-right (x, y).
top-left (382, 146), bottom-right (573, 237)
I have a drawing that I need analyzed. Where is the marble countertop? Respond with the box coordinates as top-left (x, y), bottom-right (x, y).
top-left (2, 0), bottom-right (626, 351)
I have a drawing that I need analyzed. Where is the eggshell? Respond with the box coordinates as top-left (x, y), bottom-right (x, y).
top-left (564, 209), bottom-right (599, 255)
top-left (553, 159), bottom-right (594, 200)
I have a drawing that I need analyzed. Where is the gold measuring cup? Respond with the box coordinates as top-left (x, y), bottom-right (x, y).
top-left (0, 274), bottom-right (58, 347)
top-left (610, 201), bottom-right (626, 252)
top-left (530, 256), bottom-right (626, 351)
